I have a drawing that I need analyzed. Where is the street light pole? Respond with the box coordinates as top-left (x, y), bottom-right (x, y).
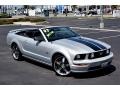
top-left (100, 5), bottom-right (104, 29)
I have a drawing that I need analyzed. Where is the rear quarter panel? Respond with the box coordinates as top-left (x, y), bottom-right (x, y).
top-left (7, 32), bottom-right (24, 53)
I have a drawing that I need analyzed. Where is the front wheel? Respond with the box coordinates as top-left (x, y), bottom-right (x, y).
top-left (53, 55), bottom-right (71, 76)
top-left (11, 44), bottom-right (23, 61)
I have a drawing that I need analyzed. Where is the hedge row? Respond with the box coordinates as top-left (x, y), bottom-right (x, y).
top-left (0, 17), bottom-right (46, 25)
top-left (0, 13), bottom-right (12, 18)
top-left (11, 17), bottom-right (46, 22)
top-left (0, 19), bottom-right (13, 25)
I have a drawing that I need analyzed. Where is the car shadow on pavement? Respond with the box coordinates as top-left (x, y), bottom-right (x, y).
top-left (71, 65), bottom-right (116, 79)
top-left (23, 57), bottom-right (116, 79)
top-left (23, 57), bottom-right (53, 71)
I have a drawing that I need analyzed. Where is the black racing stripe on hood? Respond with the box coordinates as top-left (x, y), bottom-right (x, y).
top-left (83, 38), bottom-right (106, 50)
top-left (68, 38), bottom-right (101, 51)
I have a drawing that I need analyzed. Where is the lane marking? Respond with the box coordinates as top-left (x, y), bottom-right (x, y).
top-left (98, 34), bottom-right (120, 39)
top-left (78, 31), bottom-right (108, 35)
top-left (30, 25), bottom-right (120, 33)
top-left (70, 27), bottom-right (120, 32)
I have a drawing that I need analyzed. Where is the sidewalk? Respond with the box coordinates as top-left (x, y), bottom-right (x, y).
top-left (35, 13), bottom-right (115, 18)
top-left (11, 13), bottom-right (118, 19)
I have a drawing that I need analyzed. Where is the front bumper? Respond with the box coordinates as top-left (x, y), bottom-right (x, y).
top-left (70, 52), bottom-right (113, 73)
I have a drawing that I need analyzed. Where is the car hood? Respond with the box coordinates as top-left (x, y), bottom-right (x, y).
top-left (52, 36), bottom-right (110, 54)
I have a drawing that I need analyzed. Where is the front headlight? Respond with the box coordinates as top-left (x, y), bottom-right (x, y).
top-left (88, 53), bottom-right (95, 59)
top-left (91, 53), bottom-right (95, 58)
top-left (74, 54), bottom-right (86, 60)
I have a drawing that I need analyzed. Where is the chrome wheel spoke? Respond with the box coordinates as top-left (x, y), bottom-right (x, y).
top-left (57, 67), bottom-right (63, 73)
top-left (64, 64), bottom-right (69, 68)
top-left (56, 61), bottom-right (61, 65)
top-left (12, 46), bottom-right (19, 59)
top-left (63, 68), bottom-right (69, 74)
top-left (62, 57), bottom-right (65, 63)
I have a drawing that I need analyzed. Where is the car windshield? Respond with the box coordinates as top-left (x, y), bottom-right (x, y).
top-left (42, 27), bottom-right (79, 41)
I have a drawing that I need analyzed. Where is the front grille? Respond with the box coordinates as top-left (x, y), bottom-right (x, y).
top-left (88, 49), bottom-right (110, 59)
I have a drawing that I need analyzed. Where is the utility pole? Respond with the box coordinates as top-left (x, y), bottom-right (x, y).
top-left (65, 5), bottom-right (68, 16)
top-left (86, 5), bottom-right (89, 15)
top-left (100, 5), bottom-right (104, 29)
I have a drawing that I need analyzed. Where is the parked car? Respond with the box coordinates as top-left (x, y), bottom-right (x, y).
top-left (7, 26), bottom-right (113, 76)
top-left (88, 10), bottom-right (97, 15)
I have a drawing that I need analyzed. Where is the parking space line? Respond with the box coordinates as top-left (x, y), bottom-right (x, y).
top-left (79, 31), bottom-right (108, 35)
top-left (98, 34), bottom-right (120, 39)
top-left (30, 25), bottom-right (120, 33)
top-left (70, 27), bottom-right (120, 32)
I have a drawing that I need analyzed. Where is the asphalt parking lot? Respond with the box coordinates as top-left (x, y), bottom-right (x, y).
top-left (0, 25), bottom-right (120, 85)
top-left (45, 17), bottom-right (120, 29)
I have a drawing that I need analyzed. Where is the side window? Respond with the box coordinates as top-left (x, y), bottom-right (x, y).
top-left (16, 29), bottom-right (45, 41)
top-left (25, 30), bottom-right (34, 38)
top-left (33, 30), bottom-right (42, 37)
top-left (33, 30), bottom-right (45, 40)
top-left (16, 31), bottom-right (26, 36)
top-left (25, 29), bottom-right (45, 40)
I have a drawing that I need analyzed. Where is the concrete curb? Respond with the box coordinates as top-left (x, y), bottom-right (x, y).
top-left (13, 22), bottom-right (36, 25)
top-left (13, 21), bottom-right (49, 25)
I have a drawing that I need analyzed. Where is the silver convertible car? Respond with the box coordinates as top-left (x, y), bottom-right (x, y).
top-left (7, 26), bottom-right (113, 76)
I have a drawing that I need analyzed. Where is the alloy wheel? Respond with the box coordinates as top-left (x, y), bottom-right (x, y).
top-left (54, 56), bottom-right (71, 76)
top-left (11, 44), bottom-right (22, 60)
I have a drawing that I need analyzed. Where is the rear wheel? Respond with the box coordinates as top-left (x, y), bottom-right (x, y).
top-left (11, 44), bottom-right (23, 61)
top-left (53, 55), bottom-right (71, 76)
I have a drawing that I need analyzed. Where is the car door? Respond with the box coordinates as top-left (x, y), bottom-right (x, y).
top-left (22, 29), bottom-right (52, 64)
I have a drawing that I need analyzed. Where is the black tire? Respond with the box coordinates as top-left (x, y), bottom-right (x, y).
top-left (11, 43), bottom-right (23, 61)
top-left (53, 54), bottom-right (71, 76)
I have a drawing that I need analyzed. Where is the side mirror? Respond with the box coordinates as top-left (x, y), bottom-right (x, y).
top-left (34, 36), bottom-right (44, 42)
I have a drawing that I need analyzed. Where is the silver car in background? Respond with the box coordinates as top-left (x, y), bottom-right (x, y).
top-left (7, 26), bottom-right (113, 76)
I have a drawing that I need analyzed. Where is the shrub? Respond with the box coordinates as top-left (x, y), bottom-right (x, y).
top-left (12, 17), bottom-right (45, 22)
top-left (0, 17), bottom-right (46, 25)
top-left (0, 13), bottom-right (12, 18)
top-left (0, 19), bottom-right (13, 25)
top-left (30, 18), bottom-right (45, 22)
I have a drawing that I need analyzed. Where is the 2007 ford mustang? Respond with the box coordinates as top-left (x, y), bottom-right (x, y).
top-left (7, 26), bottom-right (113, 76)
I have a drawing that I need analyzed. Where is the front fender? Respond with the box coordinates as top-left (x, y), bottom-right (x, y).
top-left (50, 48), bottom-right (73, 67)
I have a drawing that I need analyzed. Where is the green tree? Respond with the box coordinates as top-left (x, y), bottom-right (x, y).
top-left (111, 5), bottom-right (117, 9)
